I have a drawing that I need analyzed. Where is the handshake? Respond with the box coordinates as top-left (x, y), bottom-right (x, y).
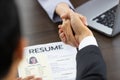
top-left (58, 10), bottom-right (93, 47)
top-left (16, 3), bottom-right (95, 80)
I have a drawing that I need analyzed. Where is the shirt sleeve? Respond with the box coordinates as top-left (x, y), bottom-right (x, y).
top-left (78, 36), bottom-right (98, 50)
top-left (37, 0), bottom-right (74, 22)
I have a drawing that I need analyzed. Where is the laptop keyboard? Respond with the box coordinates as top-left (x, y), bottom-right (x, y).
top-left (93, 5), bottom-right (118, 28)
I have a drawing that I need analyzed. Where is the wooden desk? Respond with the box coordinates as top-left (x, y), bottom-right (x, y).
top-left (17, 0), bottom-right (120, 80)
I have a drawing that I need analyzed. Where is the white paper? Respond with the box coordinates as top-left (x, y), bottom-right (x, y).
top-left (18, 42), bottom-right (77, 80)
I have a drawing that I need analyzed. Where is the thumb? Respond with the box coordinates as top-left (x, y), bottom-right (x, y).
top-left (70, 11), bottom-right (83, 26)
top-left (61, 13), bottom-right (68, 19)
top-left (61, 9), bottom-right (74, 19)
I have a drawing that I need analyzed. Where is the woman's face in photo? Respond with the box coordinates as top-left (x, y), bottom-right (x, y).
top-left (31, 58), bottom-right (37, 64)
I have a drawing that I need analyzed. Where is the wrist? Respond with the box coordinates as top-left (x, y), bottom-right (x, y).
top-left (78, 29), bottom-right (93, 44)
top-left (78, 36), bottom-right (98, 50)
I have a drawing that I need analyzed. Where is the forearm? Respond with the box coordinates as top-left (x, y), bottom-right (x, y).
top-left (76, 45), bottom-right (106, 80)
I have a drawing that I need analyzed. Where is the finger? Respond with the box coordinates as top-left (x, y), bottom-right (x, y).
top-left (59, 32), bottom-right (67, 43)
top-left (59, 34), bottom-right (74, 47)
top-left (16, 78), bottom-right (22, 80)
top-left (70, 12), bottom-right (85, 34)
top-left (58, 28), bottom-right (63, 34)
top-left (62, 20), bottom-right (79, 47)
top-left (35, 78), bottom-right (42, 80)
top-left (58, 25), bottom-right (67, 43)
top-left (61, 19), bottom-right (79, 47)
top-left (60, 36), bottom-right (66, 43)
top-left (58, 24), bottom-right (67, 43)
top-left (59, 19), bottom-right (77, 46)
top-left (61, 9), bottom-right (73, 19)
top-left (59, 32), bottom-right (65, 38)
top-left (23, 76), bottom-right (34, 80)
top-left (30, 77), bottom-right (42, 80)
top-left (60, 13), bottom-right (69, 19)
top-left (58, 25), bottom-right (62, 29)
top-left (76, 13), bottom-right (88, 26)
top-left (66, 32), bottom-right (78, 47)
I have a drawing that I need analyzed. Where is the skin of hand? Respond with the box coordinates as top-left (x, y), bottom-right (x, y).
top-left (58, 19), bottom-right (79, 47)
top-left (55, 2), bottom-right (71, 18)
top-left (55, 2), bottom-right (88, 26)
top-left (16, 76), bottom-right (42, 80)
top-left (59, 11), bottom-right (93, 47)
top-left (55, 3), bottom-right (88, 47)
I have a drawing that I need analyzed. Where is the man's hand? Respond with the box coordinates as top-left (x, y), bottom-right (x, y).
top-left (56, 2), bottom-right (92, 47)
top-left (69, 11), bottom-right (93, 43)
top-left (55, 2), bottom-right (71, 18)
top-left (55, 2), bottom-right (88, 26)
top-left (61, 10), bottom-right (88, 26)
top-left (59, 12), bottom-right (93, 47)
top-left (16, 76), bottom-right (42, 80)
top-left (58, 19), bottom-right (79, 47)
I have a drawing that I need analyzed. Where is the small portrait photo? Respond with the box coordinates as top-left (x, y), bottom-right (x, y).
top-left (29, 56), bottom-right (38, 64)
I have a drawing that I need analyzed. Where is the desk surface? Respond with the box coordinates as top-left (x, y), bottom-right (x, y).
top-left (17, 0), bottom-right (120, 80)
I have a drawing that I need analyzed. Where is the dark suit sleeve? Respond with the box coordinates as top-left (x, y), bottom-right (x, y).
top-left (76, 45), bottom-right (106, 80)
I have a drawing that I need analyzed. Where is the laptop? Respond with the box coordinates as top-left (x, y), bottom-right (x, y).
top-left (76, 0), bottom-right (120, 37)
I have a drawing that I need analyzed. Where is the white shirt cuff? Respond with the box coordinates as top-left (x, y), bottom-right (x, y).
top-left (79, 36), bottom-right (98, 50)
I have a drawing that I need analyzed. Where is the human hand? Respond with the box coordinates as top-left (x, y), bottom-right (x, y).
top-left (58, 13), bottom-right (87, 47)
top-left (16, 76), bottom-right (42, 80)
top-left (55, 2), bottom-right (72, 18)
top-left (61, 10), bottom-right (88, 26)
top-left (59, 12), bottom-right (93, 47)
top-left (55, 3), bottom-right (88, 26)
top-left (69, 12), bottom-right (93, 43)
top-left (56, 2), bottom-right (91, 47)
top-left (58, 19), bottom-right (79, 47)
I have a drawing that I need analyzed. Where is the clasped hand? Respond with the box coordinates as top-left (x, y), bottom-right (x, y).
top-left (58, 10), bottom-right (93, 47)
